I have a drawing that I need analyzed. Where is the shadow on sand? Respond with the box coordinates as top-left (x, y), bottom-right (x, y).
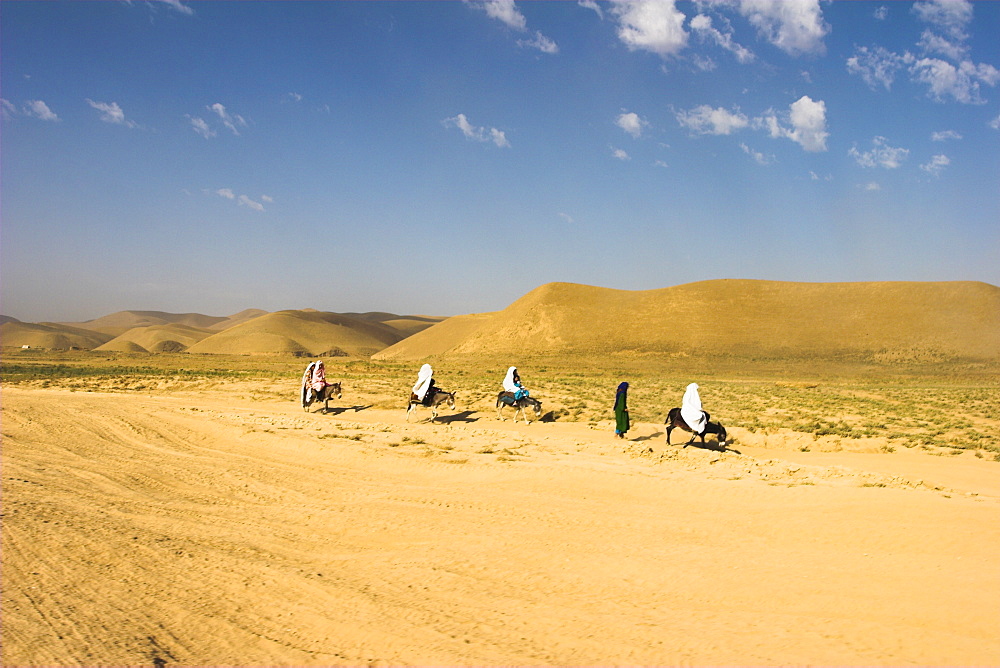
top-left (317, 404), bottom-right (372, 415)
top-left (434, 410), bottom-right (479, 424)
top-left (678, 438), bottom-right (741, 455)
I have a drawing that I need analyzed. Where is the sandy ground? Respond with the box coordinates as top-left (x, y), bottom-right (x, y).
top-left (2, 385), bottom-right (999, 666)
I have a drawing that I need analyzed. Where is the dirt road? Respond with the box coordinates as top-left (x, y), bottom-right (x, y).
top-left (3, 386), bottom-right (998, 666)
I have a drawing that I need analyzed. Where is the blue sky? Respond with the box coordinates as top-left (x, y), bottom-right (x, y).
top-left (2, 0), bottom-right (998, 322)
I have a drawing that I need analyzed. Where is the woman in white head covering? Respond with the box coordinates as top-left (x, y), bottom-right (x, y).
top-left (502, 366), bottom-right (529, 400)
top-left (412, 363), bottom-right (434, 402)
top-left (680, 382), bottom-right (707, 434)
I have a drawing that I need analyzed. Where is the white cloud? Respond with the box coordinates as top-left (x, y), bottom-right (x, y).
top-left (518, 30), bottom-right (559, 54)
top-left (238, 195), bottom-right (265, 212)
top-left (910, 58), bottom-right (1000, 104)
top-left (861, 182), bottom-right (882, 191)
top-left (849, 136), bottom-right (909, 169)
top-left (931, 129), bottom-right (962, 141)
top-left (611, 147), bottom-right (630, 161)
top-left (616, 111), bottom-right (648, 138)
top-left (209, 102), bottom-right (247, 135)
top-left (738, 0), bottom-right (829, 57)
top-left (990, 114), bottom-right (1000, 130)
top-left (1, 98), bottom-right (16, 120)
top-left (846, 46), bottom-right (912, 90)
top-left (740, 142), bottom-right (774, 165)
top-left (187, 115), bottom-right (215, 139)
top-left (874, 6), bottom-right (888, 21)
top-left (913, 0), bottom-right (972, 41)
top-left (912, 0), bottom-right (974, 65)
top-left (558, 212), bottom-right (574, 224)
top-left (261, 194), bottom-right (274, 203)
top-left (489, 127), bottom-right (511, 148)
top-left (578, 0), bottom-right (603, 20)
top-left (676, 105), bottom-right (749, 135)
top-left (611, 0), bottom-right (688, 57)
top-left (215, 188), bottom-right (236, 200)
top-left (917, 29), bottom-right (966, 62)
top-left (758, 95), bottom-right (828, 152)
top-left (156, 0), bottom-right (194, 15)
top-left (920, 153), bottom-right (950, 176)
top-left (654, 159), bottom-right (669, 168)
top-left (25, 99), bottom-right (59, 121)
top-left (481, 0), bottom-right (526, 31)
top-left (86, 99), bottom-right (138, 128)
top-left (443, 113), bottom-right (510, 148)
top-left (475, 1), bottom-right (558, 54)
top-left (690, 13), bottom-right (755, 64)
top-left (287, 92), bottom-right (303, 103)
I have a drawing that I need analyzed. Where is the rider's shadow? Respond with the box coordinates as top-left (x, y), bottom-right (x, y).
top-left (679, 439), bottom-right (741, 455)
top-left (633, 431), bottom-right (664, 442)
top-left (435, 410), bottom-right (478, 424)
top-left (321, 405), bottom-right (372, 415)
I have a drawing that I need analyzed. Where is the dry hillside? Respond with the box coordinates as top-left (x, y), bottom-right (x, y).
top-left (345, 312), bottom-right (446, 337)
top-left (0, 321), bottom-right (113, 350)
top-left (206, 309), bottom-right (270, 331)
top-left (64, 310), bottom-right (232, 337)
top-left (187, 310), bottom-right (405, 357)
top-left (374, 280), bottom-right (1000, 362)
top-left (95, 324), bottom-right (214, 353)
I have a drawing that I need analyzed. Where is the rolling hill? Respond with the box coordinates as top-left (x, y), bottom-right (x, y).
top-left (95, 324), bottom-right (215, 353)
top-left (0, 321), bottom-right (114, 350)
top-left (373, 280), bottom-right (1000, 363)
top-left (64, 310), bottom-right (234, 337)
top-left (186, 310), bottom-right (406, 357)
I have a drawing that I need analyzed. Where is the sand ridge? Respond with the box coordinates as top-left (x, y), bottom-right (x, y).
top-left (3, 383), bottom-right (998, 666)
top-left (375, 279), bottom-right (1000, 361)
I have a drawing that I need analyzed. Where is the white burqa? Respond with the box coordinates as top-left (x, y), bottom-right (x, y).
top-left (412, 363), bottom-right (433, 400)
top-left (681, 383), bottom-right (707, 434)
top-left (502, 366), bottom-right (519, 393)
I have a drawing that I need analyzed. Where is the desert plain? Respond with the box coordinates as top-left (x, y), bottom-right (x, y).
top-left (2, 280), bottom-right (999, 666)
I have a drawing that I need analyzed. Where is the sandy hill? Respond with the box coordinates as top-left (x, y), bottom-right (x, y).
top-left (206, 309), bottom-right (270, 331)
top-left (344, 312), bottom-right (447, 337)
top-left (95, 324), bottom-right (215, 353)
top-left (186, 310), bottom-right (405, 357)
top-left (1, 321), bottom-right (114, 350)
top-left (373, 280), bottom-right (1000, 362)
top-left (67, 310), bottom-right (232, 337)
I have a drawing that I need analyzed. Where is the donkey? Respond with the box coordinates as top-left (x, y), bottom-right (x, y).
top-left (496, 391), bottom-right (543, 424)
top-left (406, 390), bottom-right (457, 422)
top-left (303, 382), bottom-right (343, 412)
top-left (664, 407), bottom-right (728, 447)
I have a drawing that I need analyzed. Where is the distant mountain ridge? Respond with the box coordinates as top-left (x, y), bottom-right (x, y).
top-left (2, 308), bottom-right (444, 355)
top-left (4, 281), bottom-right (997, 362)
top-left (373, 280), bottom-right (1000, 362)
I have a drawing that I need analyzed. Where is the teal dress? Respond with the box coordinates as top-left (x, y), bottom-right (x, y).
top-left (614, 382), bottom-right (629, 435)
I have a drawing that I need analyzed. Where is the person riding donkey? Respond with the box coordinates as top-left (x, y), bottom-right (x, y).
top-left (501, 366), bottom-right (530, 404)
top-left (301, 359), bottom-right (335, 407)
top-left (412, 363), bottom-right (439, 406)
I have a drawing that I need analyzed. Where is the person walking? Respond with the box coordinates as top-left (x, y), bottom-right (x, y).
top-left (614, 381), bottom-right (630, 439)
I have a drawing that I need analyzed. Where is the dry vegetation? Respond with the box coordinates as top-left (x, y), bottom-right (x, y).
top-left (5, 349), bottom-right (998, 459)
top-left (4, 347), bottom-right (999, 666)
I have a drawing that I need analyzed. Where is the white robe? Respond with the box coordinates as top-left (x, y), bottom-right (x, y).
top-left (412, 363), bottom-right (433, 400)
top-left (681, 383), bottom-right (707, 433)
top-left (301, 361), bottom-right (318, 405)
top-left (502, 366), bottom-right (519, 393)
